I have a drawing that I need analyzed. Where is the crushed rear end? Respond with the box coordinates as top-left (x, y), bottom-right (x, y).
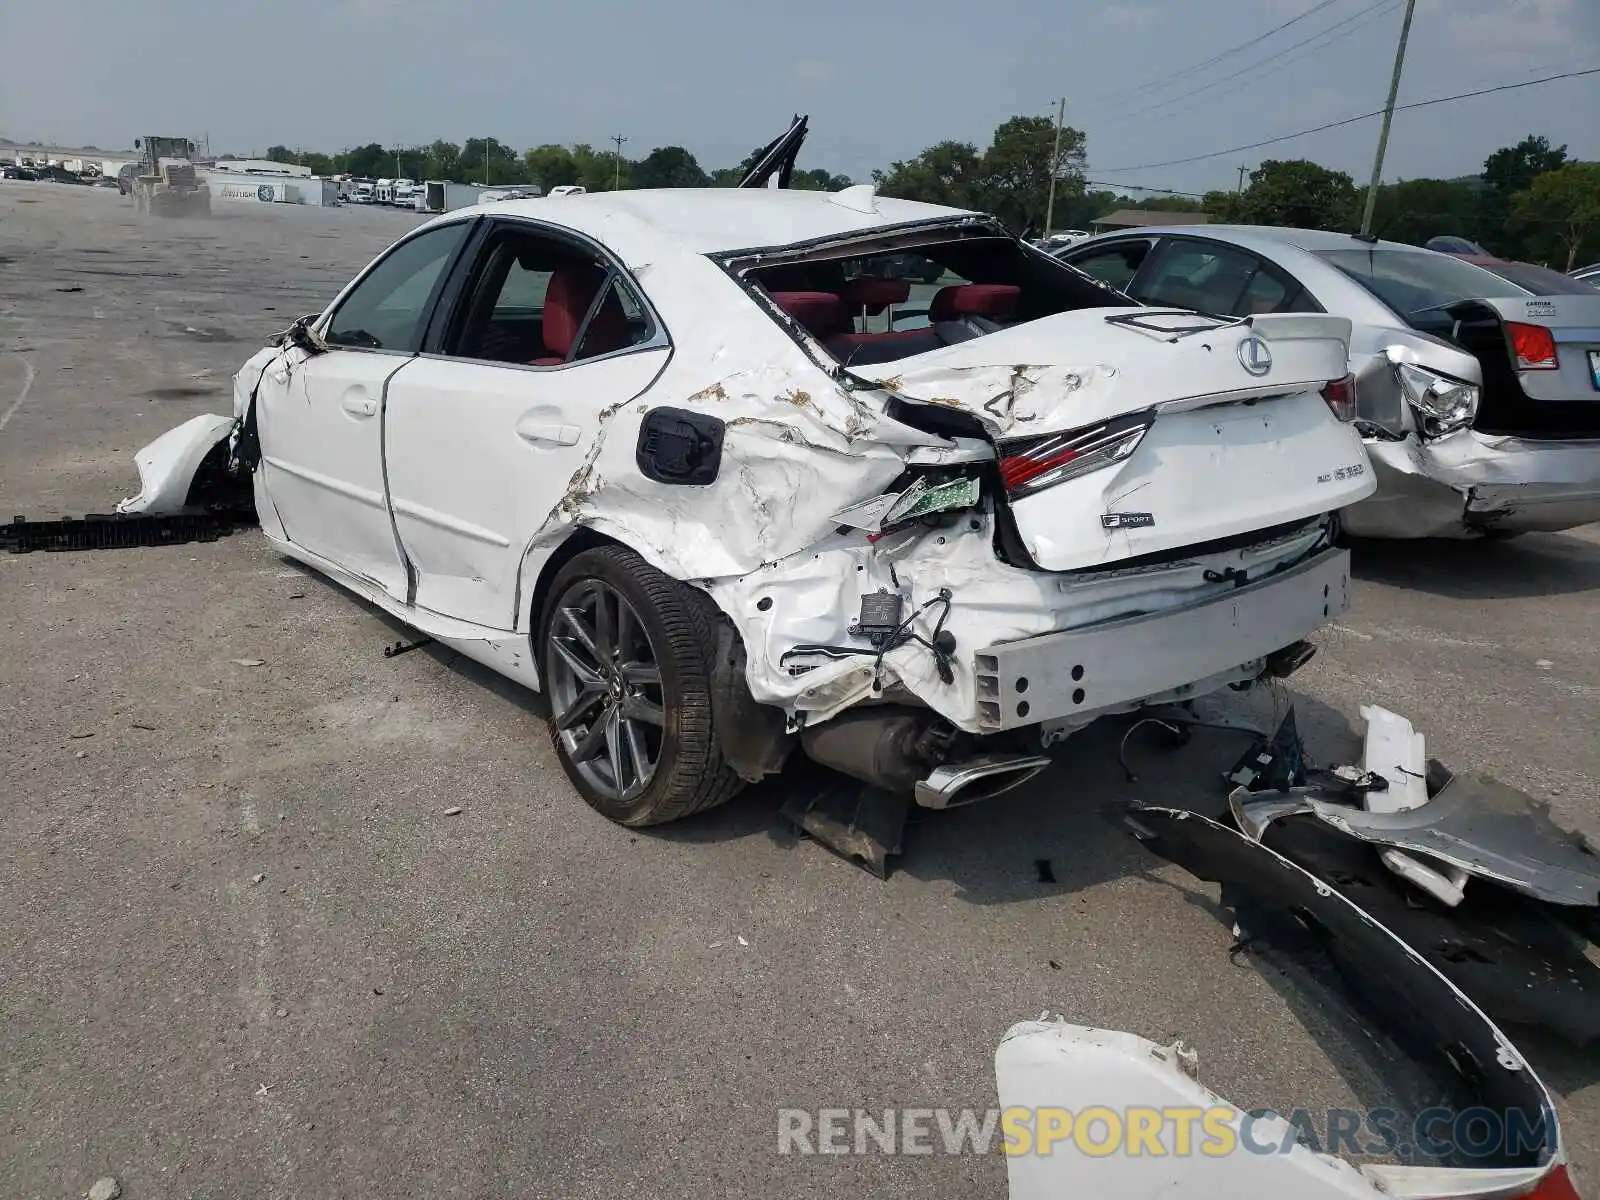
top-left (712, 230), bottom-right (1374, 802)
top-left (1322, 248), bottom-right (1600, 538)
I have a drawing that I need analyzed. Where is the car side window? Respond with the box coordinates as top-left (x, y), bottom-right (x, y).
top-left (448, 227), bottom-right (654, 367)
top-left (1237, 267), bottom-right (1289, 315)
top-left (1064, 241), bottom-right (1153, 290)
top-left (1139, 242), bottom-right (1265, 315)
top-left (1138, 241), bottom-right (1309, 316)
top-left (324, 222), bottom-right (470, 352)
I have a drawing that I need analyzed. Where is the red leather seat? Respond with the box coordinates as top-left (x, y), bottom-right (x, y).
top-left (929, 283), bottom-right (1020, 323)
top-left (769, 291), bottom-right (844, 337)
top-left (532, 259), bottom-right (630, 365)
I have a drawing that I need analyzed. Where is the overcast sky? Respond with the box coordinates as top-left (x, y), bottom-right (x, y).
top-left (3, 0), bottom-right (1596, 195)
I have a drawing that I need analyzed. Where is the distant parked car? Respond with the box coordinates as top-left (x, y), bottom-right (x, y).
top-left (1425, 235), bottom-right (1491, 256)
top-left (1057, 225), bottom-right (1600, 539)
top-left (1, 165), bottom-right (40, 181)
top-left (1456, 257), bottom-right (1600, 297)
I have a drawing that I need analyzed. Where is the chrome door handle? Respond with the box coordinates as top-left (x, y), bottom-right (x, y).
top-left (516, 419), bottom-right (581, 447)
top-left (341, 393), bottom-right (378, 418)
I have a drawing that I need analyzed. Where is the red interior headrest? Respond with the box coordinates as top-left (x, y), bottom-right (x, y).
top-left (929, 283), bottom-right (1021, 322)
top-left (769, 291), bottom-right (843, 336)
top-left (840, 277), bottom-right (911, 316)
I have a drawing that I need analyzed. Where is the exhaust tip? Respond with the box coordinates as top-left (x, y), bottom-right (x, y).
top-left (915, 753), bottom-right (1053, 810)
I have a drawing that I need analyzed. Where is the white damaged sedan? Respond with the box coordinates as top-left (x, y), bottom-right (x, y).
top-left (123, 167), bottom-right (1375, 827)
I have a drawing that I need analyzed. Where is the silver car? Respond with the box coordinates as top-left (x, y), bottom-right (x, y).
top-left (1056, 225), bottom-right (1600, 538)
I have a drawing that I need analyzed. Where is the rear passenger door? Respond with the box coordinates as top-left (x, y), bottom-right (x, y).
top-left (381, 219), bottom-right (670, 630)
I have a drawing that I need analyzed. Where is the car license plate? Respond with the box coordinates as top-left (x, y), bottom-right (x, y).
top-left (1590, 350), bottom-right (1600, 390)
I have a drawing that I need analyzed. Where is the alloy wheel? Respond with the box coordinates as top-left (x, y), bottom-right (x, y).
top-left (544, 578), bottom-right (666, 802)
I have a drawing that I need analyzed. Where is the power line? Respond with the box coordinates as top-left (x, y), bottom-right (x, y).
top-left (1092, 0), bottom-right (1400, 129)
top-left (1082, 0), bottom-right (1348, 108)
top-left (1091, 66), bottom-right (1600, 173)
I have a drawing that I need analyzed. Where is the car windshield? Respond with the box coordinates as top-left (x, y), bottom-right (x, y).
top-left (1317, 247), bottom-right (1529, 318)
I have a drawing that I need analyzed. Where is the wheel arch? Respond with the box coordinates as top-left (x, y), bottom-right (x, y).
top-left (523, 522), bottom-right (794, 784)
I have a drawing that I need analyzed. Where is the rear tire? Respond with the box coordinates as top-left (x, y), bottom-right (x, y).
top-left (538, 546), bottom-right (743, 826)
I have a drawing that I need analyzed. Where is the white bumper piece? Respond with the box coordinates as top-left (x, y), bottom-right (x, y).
top-left (115, 413), bottom-right (238, 515)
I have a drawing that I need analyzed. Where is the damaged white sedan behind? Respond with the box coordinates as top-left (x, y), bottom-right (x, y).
top-left (121, 181), bottom-right (1375, 830)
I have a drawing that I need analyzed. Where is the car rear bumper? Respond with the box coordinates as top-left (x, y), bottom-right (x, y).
top-left (971, 547), bottom-right (1350, 732)
top-left (1341, 430), bottom-right (1600, 538)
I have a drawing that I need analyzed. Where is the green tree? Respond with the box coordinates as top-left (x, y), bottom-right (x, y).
top-left (424, 140), bottom-right (461, 182)
top-left (873, 140), bottom-right (984, 208)
top-left (1202, 189), bottom-right (1242, 221)
top-left (631, 145), bottom-right (709, 189)
top-left (343, 143), bottom-right (389, 179)
top-left (791, 167), bottom-right (852, 191)
top-left (265, 144), bottom-right (294, 164)
top-left (460, 137), bottom-right (522, 184)
top-left (1362, 177), bottom-right (1481, 248)
top-left (1479, 134), bottom-right (1569, 256)
top-left (1236, 159), bottom-right (1358, 230)
top-left (975, 115), bottom-right (1087, 233)
top-left (1512, 162), bottom-right (1600, 270)
top-left (524, 144), bottom-right (579, 191)
top-left (570, 143), bottom-right (630, 191)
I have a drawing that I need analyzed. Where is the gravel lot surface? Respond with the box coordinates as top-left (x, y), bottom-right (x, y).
top-left (2, 184), bottom-right (1597, 1199)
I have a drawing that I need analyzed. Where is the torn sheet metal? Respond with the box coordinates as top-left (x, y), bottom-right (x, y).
top-left (1341, 429), bottom-right (1600, 539)
top-left (711, 514), bottom-right (1336, 733)
top-left (1249, 775), bottom-right (1600, 909)
top-left (848, 310), bottom-right (1354, 438)
top-left (1121, 806), bottom-right (1574, 1195)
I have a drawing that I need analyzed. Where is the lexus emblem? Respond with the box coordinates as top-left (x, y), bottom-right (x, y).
top-left (1237, 335), bottom-right (1273, 376)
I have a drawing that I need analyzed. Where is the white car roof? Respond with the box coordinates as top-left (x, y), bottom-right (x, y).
top-left (433, 187), bottom-right (980, 264)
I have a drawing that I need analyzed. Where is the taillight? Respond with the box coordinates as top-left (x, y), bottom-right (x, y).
top-left (1516, 1164), bottom-right (1582, 1200)
top-left (1321, 374), bottom-right (1358, 421)
top-left (1507, 322), bottom-right (1559, 370)
top-left (998, 413), bottom-right (1152, 499)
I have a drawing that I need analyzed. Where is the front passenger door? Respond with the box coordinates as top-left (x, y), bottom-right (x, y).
top-left (257, 220), bottom-right (473, 600)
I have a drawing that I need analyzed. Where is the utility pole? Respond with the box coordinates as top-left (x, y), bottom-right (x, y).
top-left (1360, 0), bottom-right (1417, 235)
top-left (1236, 164), bottom-right (1247, 193)
top-left (1042, 98), bottom-right (1066, 239)
top-left (610, 134), bottom-right (628, 190)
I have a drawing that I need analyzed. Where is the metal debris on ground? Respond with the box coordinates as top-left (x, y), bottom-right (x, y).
top-left (2, 507), bottom-right (254, 554)
top-left (1139, 701), bottom-right (1600, 1045)
top-left (383, 637), bottom-right (433, 658)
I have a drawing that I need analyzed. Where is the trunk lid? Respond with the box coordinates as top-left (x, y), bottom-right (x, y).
top-left (1459, 293), bottom-right (1600, 409)
top-left (853, 309), bottom-right (1376, 572)
top-left (851, 308), bottom-right (1357, 439)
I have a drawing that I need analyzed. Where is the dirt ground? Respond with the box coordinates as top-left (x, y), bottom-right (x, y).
top-left (2, 184), bottom-right (1597, 1199)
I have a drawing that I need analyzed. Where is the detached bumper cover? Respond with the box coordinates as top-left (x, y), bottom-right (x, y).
top-left (1342, 431), bottom-right (1600, 538)
top-left (972, 547), bottom-right (1349, 731)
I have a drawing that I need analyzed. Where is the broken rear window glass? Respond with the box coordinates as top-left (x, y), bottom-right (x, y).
top-left (748, 233), bottom-right (1131, 367)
